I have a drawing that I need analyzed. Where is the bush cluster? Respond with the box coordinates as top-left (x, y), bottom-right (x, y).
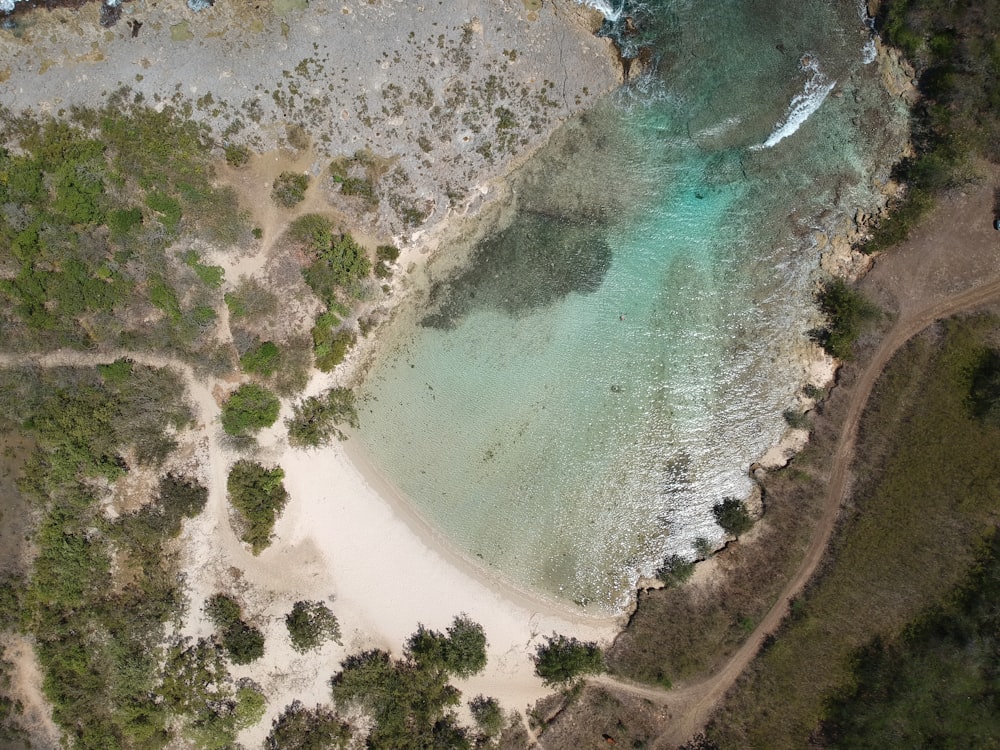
top-left (272, 171), bottom-right (310, 207)
top-left (285, 600), bottom-right (342, 652)
top-left (205, 593), bottom-right (265, 664)
top-left (286, 387), bottom-right (359, 447)
top-left (331, 615), bottom-right (489, 749)
top-left (220, 383), bottom-right (281, 436)
top-left (227, 460), bottom-right (289, 553)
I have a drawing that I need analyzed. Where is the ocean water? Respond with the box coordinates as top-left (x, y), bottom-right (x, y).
top-left (357, 0), bottom-right (907, 611)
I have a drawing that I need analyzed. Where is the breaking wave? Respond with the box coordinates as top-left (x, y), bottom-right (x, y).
top-left (753, 54), bottom-right (836, 150)
top-left (575, 0), bottom-right (625, 23)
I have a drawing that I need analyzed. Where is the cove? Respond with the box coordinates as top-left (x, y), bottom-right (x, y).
top-left (357, 0), bottom-right (908, 612)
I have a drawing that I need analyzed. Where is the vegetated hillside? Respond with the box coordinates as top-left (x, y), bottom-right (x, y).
top-left (697, 5), bottom-right (1000, 743)
top-left (0, 90), bottom-right (247, 366)
top-left (0, 92), bottom-right (493, 747)
top-left (706, 315), bottom-right (1000, 748)
top-left (866, 0), bottom-right (1000, 251)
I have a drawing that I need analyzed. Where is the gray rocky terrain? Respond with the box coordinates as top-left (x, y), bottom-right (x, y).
top-left (0, 0), bottom-right (619, 240)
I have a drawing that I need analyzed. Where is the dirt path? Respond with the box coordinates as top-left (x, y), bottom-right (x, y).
top-left (584, 174), bottom-right (1000, 748)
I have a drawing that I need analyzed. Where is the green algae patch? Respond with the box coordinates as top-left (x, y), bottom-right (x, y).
top-left (273, 0), bottom-right (308, 17)
top-left (170, 21), bottom-right (194, 42)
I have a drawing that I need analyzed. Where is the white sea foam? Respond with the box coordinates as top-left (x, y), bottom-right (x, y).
top-left (695, 116), bottom-right (743, 140)
top-left (862, 38), bottom-right (877, 64)
top-left (576, 0), bottom-right (624, 23)
top-left (857, 0), bottom-right (877, 64)
top-left (753, 55), bottom-right (836, 150)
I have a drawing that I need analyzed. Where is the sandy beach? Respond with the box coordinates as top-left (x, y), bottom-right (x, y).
top-left (170, 360), bottom-right (623, 747)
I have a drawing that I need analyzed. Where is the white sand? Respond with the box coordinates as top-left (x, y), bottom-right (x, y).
top-left (172, 362), bottom-right (621, 746)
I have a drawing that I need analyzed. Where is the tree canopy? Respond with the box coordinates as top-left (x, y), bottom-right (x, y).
top-left (533, 634), bottom-right (604, 686)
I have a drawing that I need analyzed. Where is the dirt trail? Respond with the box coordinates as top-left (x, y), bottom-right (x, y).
top-left (585, 174), bottom-right (1000, 748)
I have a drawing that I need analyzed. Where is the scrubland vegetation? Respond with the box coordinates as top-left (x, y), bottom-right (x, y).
top-left (706, 316), bottom-right (1000, 747)
top-left (330, 614), bottom-right (491, 749)
top-left (0, 91), bottom-right (248, 366)
top-left (865, 0), bottom-right (1000, 251)
top-left (0, 364), bottom-right (216, 748)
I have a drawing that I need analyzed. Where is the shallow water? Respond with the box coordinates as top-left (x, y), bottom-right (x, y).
top-left (358, 0), bottom-right (907, 611)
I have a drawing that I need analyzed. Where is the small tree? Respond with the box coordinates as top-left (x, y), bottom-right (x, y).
top-left (285, 600), bottom-right (341, 652)
top-left (468, 695), bottom-right (504, 739)
top-left (205, 593), bottom-right (265, 664)
top-left (227, 460), bottom-right (289, 553)
top-left (655, 554), bottom-right (695, 588)
top-left (712, 497), bottom-right (754, 537)
top-left (222, 622), bottom-right (265, 665)
top-left (286, 388), bottom-right (358, 447)
top-left (406, 614), bottom-right (487, 678)
top-left (220, 383), bottom-right (280, 436)
top-left (812, 279), bottom-right (879, 360)
top-left (443, 614), bottom-right (488, 678)
top-left (533, 634), bottom-right (603, 686)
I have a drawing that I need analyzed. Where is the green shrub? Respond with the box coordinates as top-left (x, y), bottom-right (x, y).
top-left (240, 341), bottom-right (281, 377)
top-left (302, 232), bottom-right (371, 303)
top-left (286, 388), bottom-right (359, 447)
top-left (154, 473), bottom-right (208, 536)
top-left (108, 206), bottom-right (143, 239)
top-left (227, 460), bottom-right (289, 553)
top-left (148, 274), bottom-right (183, 324)
top-left (782, 408), bottom-right (810, 429)
top-left (265, 701), bottom-right (351, 750)
top-left (712, 497), bottom-right (754, 538)
top-left (224, 277), bottom-right (278, 321)
top-left (468, 695), bottom-right (504, 739)
top-left (967, 348), bottom-right (1000, 426)
top-left (205, 593), bottom-right (243, 631)
top-left (220, 383), bottom-right (280, 436)
top-left (812, 279), bottom-right (880, 360)
top-left (312, 327), bottom-right (356, 372)
top-left (146, 191), bottom-right (183, 234)
top-left (224, 144), bottom-right (250, 168)
top-left (533, 634), bottom-right (604, 685)
top-left (182, 250), bottom-right (225, 288)
top-left (222, 621), bottom-right (265, 665)
top-left (272, 172), bottom-right (310, 207)
top-left (376, 244), bottom-right (400, 262)
top-left (287, 213), bottom-right (333, 247)
top-left (285, 600), bottom-right (341, 652)
top-left (655, 554), bottom-right (696, 588)
top-left (204, 593), bottom-right (265, 663)
top-left (338, 176), bottom-right (375, 202)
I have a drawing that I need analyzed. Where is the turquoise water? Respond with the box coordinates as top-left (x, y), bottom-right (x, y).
top-left (358, 0), bottom-right (906, 611)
